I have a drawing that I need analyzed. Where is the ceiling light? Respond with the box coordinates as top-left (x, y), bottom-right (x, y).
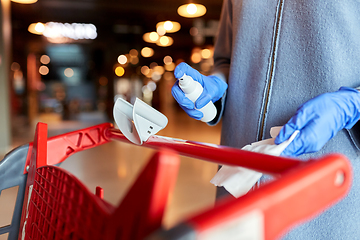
top-left (43, 22), bottom-right (97, 40)
top-left (156, 36), bottom-right (173, 47)
top-left (156, 25), bottom-right (166, 36)
top-left (28, 22), bottom-right (44, 35)
top-left (143, 32), bottom-right (159, 43)
top-left (11, 0), bottom-right (37, 4)
top-left (156, 21), bottom-right (181, 33)
top-left (177, 3), bottom-right (207, 18)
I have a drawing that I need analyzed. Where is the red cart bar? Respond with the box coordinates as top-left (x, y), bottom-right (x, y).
top-left (107, 128), bottom-right (305, 175)
top-left (146, 153), bottom-right (351, 240)
top-left (0, 122), bottom-right (352, 240)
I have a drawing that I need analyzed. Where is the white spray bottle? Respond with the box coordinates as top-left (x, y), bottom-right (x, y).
top-left (178, 73), bottom-right (217, 122)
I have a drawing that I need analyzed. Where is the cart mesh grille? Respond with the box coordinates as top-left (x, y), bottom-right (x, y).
top-left (24, 166), bottom-right (108, 240)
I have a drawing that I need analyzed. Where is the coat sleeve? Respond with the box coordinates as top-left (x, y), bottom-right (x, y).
top-left (347, 122), bottom-right (360, 150)
top-left (208, 0), bottom-right (233, 126)
top-left (348, 86), bottom-right (360, 150)
top-left (213, 0), bottom-right (233, 81)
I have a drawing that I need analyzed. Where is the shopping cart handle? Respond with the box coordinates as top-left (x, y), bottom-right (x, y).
top-left (22, 123), bottom-right (303, 176)
top-left (147, 153), bottom-right (352, 240)
top-left (107, 128), bottom-right (305, 175)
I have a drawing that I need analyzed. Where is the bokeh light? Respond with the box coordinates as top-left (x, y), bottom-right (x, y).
top-left (156, 21), bottom-right (181, 33)
top-left (191, 52), bottom-right (202, 64)
top-left (187, 4), bottom-right (197, 14)
top-left (141, 47), bottom-right (154, 57)
top-left (143, 32), bottom-right (159, 43)
top-left (157, 36), bottom-right (173, 47)
top-left (11, 62), bottom-right (20, 71)
top-left (149, 32), bottom-right (159, 41)
top-left (39, 66), bottom-right (49, 75)
top-left (177, 3), bottom-right (207, 18)
top-left (64, 68), bottom-right (74, 77)
top-left (118, 55), bottom-right (127, 64)
top-left (115, 66), bottom-right (125, 77)
top-left (153, 66), bottom-right (165, 75)
top-left (201, 49), bottom-right (212, 59)
top-left (164, 62), bottom-right (176, 71)
top-left (11, 0), bottom-right (38, 4)
top-left (147, 81), bottom-right (157, 91)
top-left (28, 22), bottom-right (44, 35)
top-left (150, 62), bottom-right (158, 69)
top-left (40, 55), bottom-right (50, 64)
top-left (35, 22), bottom-right (45, 32)
top-left (163, 56), bottom-right (173, 65)
top-left (157, 25), bottom-right (166, 36)
top-left (190, 27), bottom-right (199, 36)
top-left (151, 72), bottom-right (162, 81)
top-left (43, 22), bottom-right (97, 40)
top-left (129, 49), bottom-right (138, 57)
top-left (141, 66), bottom-right (150, 76)
top-left (130, 56), bottom-right (139, 65)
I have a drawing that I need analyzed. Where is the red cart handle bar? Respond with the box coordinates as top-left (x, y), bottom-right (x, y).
top-left (20, 123), bottom-right (352, 240)
top-left (23, 123), bottom-right (305, 175)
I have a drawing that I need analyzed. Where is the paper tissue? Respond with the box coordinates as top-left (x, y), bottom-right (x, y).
top-left (210, 127), bottom-right (299, 198)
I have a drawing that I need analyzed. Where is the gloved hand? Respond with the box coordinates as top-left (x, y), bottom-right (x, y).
top-left (275, 87), bottom-right (360, 156)
top-left (171, 62), bottom-right (228, 120)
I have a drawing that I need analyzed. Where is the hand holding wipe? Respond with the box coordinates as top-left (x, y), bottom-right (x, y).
top-left (178, 73), bottom-right (217, 122)
top-left (275, 87), bottom-right (360, 156)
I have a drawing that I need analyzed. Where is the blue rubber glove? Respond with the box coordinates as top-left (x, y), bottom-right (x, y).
top-left (171, 62), bottom-right (228, 120)
top-left (275, 87), bottom-right (360, 156)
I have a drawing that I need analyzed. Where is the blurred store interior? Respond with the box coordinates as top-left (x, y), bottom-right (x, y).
top-left (0, 0), bottom-right (224, 231)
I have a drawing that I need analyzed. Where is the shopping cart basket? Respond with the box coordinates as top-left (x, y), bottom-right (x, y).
top-left (0, 122), bottom-right (352, 240)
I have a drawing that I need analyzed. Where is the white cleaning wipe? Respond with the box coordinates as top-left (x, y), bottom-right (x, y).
top-left (210, 127), bottom-right (299, 198)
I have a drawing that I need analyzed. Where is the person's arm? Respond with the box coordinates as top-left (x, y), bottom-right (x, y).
top-left (207, 0), bottom-right (233, 125)
top-left (171, 0), bottom-right (233, 124)
top-left (347, 86), bottom-right (360, 149)
top-left (275, 87), bottom-right (360, 156)
top-left (212, 0), bottom-right (233, 82)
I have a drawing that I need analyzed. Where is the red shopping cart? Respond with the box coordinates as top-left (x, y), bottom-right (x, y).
top-left (0, 122), bottom-right (352, 240)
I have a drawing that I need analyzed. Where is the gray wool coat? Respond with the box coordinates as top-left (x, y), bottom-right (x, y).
top-left (211, 0), bottom-right (360, 239)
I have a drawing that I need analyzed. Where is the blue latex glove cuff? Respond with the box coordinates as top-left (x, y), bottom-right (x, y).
top-left (275, 87), bottom-right (360, 156)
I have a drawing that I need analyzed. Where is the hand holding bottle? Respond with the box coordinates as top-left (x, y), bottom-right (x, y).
top-left (171, 62), bottom-right (228, 122)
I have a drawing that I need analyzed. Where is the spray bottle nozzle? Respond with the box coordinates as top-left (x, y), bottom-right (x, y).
top-left (177, 73), bottom-right (217, 122)
top-left (179, 73), bottom-right (187, 81)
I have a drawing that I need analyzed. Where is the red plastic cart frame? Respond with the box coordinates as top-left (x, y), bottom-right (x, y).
top-left (18, 122), bottom-right (180, 240)
top-left (0, 122), bottom-right (352, 240)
